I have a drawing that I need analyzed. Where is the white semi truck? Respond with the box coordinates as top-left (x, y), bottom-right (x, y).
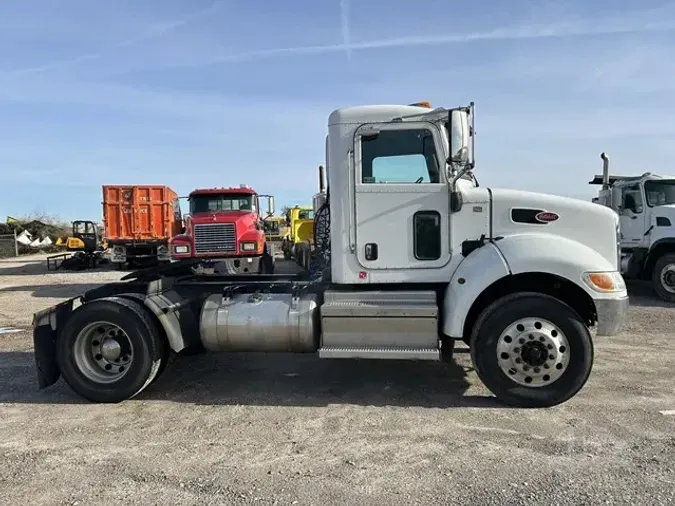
top-left (591, 153), bottom-right (675, 301)
top-left (33, 102), bottom-right (628, 408)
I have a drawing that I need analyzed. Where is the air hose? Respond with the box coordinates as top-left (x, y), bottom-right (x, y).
top-left (308, 197), bottom-right (330, 281)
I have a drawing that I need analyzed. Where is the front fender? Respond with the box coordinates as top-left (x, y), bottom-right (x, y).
top-left (442, 242), bottom-right (510, 338)
top-left (496, 233), bottom-right (617, 294)
top-left (442, 234), bottom-right (622, 339)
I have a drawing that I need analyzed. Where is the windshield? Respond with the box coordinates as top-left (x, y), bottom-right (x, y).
top-left (190, 194), bottom-right (254, 213)
top-left (644, 180), bottom-right (675, 207)
top-left (298, 210), bottom-right (315, 220)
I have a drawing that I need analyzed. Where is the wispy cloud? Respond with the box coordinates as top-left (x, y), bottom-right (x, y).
top-left (130, 3), bottom-right (675, 70)
top-left (340, 0), bottom-right (351, 62)
top-left (1, 0), bottom-right (675, 220)
top-left (4, 0), bottom-right (225, 76)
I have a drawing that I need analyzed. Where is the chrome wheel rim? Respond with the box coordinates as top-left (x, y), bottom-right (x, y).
top-left (660, 264), bottom-right (675, 294)
top-left (497, 317), bottom-right (570, 387)
top-left (73, 322), bottom-right (133, 383)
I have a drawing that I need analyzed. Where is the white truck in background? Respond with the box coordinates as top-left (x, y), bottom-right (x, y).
top-left (32, 101), bottom-right (627, 409)
top-left (591, 153), bottom-right (675, 301)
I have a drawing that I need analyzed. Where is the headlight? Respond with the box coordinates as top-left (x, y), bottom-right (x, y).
top-left (173, 245), bottom-right (189, 254)
top-left (241, 242), bottom-right (256, 252)
top-left (582, 271), bottom-right (626, 293)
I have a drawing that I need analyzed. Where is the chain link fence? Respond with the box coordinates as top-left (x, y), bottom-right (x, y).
top-left (0, 231), bottom-right (18, 259)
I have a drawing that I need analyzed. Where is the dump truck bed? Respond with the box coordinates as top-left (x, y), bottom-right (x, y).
top-left (102, 185), bottom-right (180, 242)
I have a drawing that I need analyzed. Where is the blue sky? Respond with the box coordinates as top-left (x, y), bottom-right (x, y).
top-left (1, 0), bottom-right (675, 222)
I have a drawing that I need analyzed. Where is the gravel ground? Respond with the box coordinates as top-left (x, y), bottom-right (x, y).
top-left (1, 254), bottom-right (674, 505)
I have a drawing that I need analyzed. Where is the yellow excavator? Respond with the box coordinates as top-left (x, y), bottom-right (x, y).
top-left (281, 206), bottom-right (314, 270)
top-left (49, 220), bottom-right (106, 271)
top-left (263, 216), bottom-right (286, 242)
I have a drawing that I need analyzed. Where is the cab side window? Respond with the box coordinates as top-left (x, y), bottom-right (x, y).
top-left (622, 185), bottom-right (643, 214)
top-left (361, 128), bottom-right (441, 184)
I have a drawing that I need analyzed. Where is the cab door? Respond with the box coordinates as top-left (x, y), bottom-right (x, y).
top-left (352, 121), bottom-right (451, 270)
top-left (619, 183), bottom-right (647, 247)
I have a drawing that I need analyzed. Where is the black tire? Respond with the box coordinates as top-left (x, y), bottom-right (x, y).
top-left (282, 239), bottom-right (292, 260)
top-left (113, 294), bottom-right (170, 386)
top-left (652, 253), bottom-right (675, 302)
top-left (56, 297), bottom-right (167, 403)
top-left (259, 246), bottom-right (275, 274)
top-left (294, 243), bottom-right (304, 268)
top-left (303, 243), bottom-right (312, 271)
top-left (294, 242), bottom-right (310, 271)
top-left (469, 292), bottom-right (593, 408)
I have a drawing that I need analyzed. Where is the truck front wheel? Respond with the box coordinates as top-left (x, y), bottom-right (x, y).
top-left (652, 253), bottom-right (675, 302)
top-left (259, 247), bottom-right (275, 274)
top-left (56, 297), bottom-right (167, 403)
top-left (470, 292), bottom-right (593, 408)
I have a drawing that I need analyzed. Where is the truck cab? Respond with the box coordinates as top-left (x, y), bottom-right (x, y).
top-left (591, 154), bottom-right (675, 300)
top-left (281, 205), bottom-right (315, 269)
top-left (32, 101), bottom-right (628, 409)
top-left (169, 185), bottom-right (275, 274)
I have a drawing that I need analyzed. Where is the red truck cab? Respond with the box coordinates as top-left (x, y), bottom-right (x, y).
top-left (169, 185), bottom-right (275, 274)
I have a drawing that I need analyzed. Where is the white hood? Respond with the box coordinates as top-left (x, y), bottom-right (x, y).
top-left (490, 188), bottom-right (619, 269)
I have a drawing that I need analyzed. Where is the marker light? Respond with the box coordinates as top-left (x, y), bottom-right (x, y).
top-left (582, 271), bottom-right (626, 293)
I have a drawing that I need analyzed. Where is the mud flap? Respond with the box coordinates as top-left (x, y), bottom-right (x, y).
top-left (33, 323), bottom-right (60, 389)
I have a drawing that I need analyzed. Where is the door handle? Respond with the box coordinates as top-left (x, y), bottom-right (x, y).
top-left (365, 243), bottom-right (378, 261)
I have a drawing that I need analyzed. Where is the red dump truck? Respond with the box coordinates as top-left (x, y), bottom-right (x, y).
top-left (169, 185), bottom-right (276, 274)
top-left (102, 185), bottom-right (182, 269)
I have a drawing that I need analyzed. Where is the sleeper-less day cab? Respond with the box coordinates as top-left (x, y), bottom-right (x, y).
top-left (32, 102), bottom-right (628, 408)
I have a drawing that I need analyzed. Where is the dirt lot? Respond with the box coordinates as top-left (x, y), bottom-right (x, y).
top-left (1, 254), bottom-right (674, 505)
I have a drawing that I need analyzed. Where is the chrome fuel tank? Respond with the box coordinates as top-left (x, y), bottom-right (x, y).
top-left (200, 292), bottom-right (320, 352)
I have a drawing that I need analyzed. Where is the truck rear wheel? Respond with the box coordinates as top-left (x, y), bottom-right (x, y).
top-left (56, 297), bottom-right (167, 403)
top-left (470, 292), bottom-right (593, 408)
top-left (295, 242), bottom-right (311, 270)
top-left (652, 253), bottom-right (675, 302)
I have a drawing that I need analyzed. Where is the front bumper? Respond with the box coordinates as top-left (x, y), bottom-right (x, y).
top-left (595, 295), bottom-right (629, 336)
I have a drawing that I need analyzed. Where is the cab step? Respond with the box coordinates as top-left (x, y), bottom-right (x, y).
top-left (318, 345), bottom-right (440, 360)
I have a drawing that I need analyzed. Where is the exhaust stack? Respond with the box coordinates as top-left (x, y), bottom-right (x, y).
top-left (318, 165), bottom-right (326, 193)
top-left (601, 152), bottom-right (610, 190)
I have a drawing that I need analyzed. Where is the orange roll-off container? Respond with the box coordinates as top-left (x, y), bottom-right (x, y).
top-left (102, 185), bottom-right (182, 266)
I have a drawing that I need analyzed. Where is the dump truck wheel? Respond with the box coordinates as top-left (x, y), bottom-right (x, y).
top-left (56, 297), bottom-right (167, 403)
top-left (652, 253), bottom-right (675, 302)
top-left (294, 244), bottom-right (304, 267)
top-left (470, 292), bottom-right (593, 408)
top-left (302, 243), bottom-right (312, 271)
top-left (295, 243), bottom-right (310, 270)
top-left (282, 239), bottom-right (292, 260)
